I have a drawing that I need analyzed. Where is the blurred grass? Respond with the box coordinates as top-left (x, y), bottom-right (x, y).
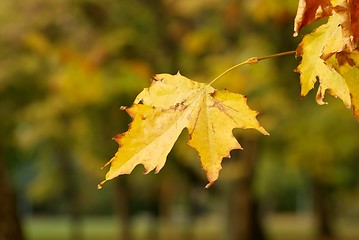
top-left (25, 217), bottom-right (120, 240)
top-left (265, 214), bottom-right (359, 240)
top-left (25, 214), bottom-right (359, 240)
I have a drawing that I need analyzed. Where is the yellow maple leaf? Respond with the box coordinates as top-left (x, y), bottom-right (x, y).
top-left (331, 51), bottom-right (359, 120)
top-left (296, 9), bottom-right (351, 107)
top-left (99, 73), bottom-right (268, 188)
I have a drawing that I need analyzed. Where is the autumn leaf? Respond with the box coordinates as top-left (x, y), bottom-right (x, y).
top-left (296, 9), bottom-right (351, 107)
top-left (350, 0), bottom-right (359, 43)
top-left (331, 0), bottom-right (359, 52)
top-left (331, 51), bottom-right (359, 120)
top-left (99, 73), bottom-right (268, 188)
top-left (293, 0), bottom-right (332, 37)
top-left (294, 0), bottom-right (359, 112)
top-left (294, 0), bottom-right (358, 51)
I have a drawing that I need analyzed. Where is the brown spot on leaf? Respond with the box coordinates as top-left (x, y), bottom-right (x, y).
top-left (336, 52), bottom-right (356, 66)
top-left (112, 133), bottom-right (124, 143)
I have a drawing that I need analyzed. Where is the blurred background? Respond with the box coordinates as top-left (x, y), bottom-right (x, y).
top-left (1, 0), bottom-right (359, 239)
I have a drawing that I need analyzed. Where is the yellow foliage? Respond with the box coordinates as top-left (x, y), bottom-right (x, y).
top-left (296, 11), bottom-right (351, 107)
top-left (332, 51), bottom-right (359, 120)
top-left (295, 0), bottom-right (359, 108)
top-left (99, 73), bottom-right (268, 188)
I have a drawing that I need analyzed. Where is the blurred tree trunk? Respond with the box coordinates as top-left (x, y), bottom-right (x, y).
top-left (55, 143), bottom-right (83, 240)
top-left (227, 138), bottom-right (266, 240)
top-left (158, 177), bottom-right (174, 240)
top-left (0, 147), bottom-right (24, 240)
top-left (114, 180), bottom-right (132, 240)
top-left (312, 178), bottom-right (335, 240)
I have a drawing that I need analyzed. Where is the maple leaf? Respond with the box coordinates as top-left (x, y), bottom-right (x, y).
top-left (293, 0), bottom-right (332, 37)
top-left (99, 73), bottom-right (268, 188)
top-left (332, 0), bottom-right (359, 52)
top-left (294, 0), bottom-right (359, 117)
top-left (294, 0), bottom-right (358, 51)
top-left (350, 0), bottom-right (359, 43)
top-left (331, 50), bottom-right (359, 120)
top-left (296, 9), bottom-right (351, 107)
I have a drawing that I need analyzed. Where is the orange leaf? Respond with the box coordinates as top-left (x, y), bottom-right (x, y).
top-left (294, 0), bottom-right (359, 51)
top-left (293, 0), bottom-right (332, 36)
top-left (349, 0), bottom-right (359, 44)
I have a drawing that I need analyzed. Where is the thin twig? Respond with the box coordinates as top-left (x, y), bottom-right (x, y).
top-left (209, 50), bottom-right (296, 85)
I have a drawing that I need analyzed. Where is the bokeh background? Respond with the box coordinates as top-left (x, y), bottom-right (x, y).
top-left (1, 0), bottom-right (359, 240)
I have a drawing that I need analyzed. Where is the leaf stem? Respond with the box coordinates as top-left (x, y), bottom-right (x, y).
top-left (256, 50), bottom-right (297, 61)
top-left (209, 50), bottom-right (296, 85)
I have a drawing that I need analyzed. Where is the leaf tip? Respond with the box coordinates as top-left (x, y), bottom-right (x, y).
top-left (316, 91), bottom-right (328, 105)
top-left (97, 180), bottom-right (107, 190)
top-left (205, 181), bottom-right (216, 189)
top-left (143, 167), bottom-right (153, 174)
top-left (262, 129), bottom-right (270, 136)
top-left (101, 158), bottom-right (113, 169)
top-left (112, 134), bottom-right (122, 143)
top-left (256, 123), bottom-right (269, 136)
top-left (154, 167), bottom-right (162, 174)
